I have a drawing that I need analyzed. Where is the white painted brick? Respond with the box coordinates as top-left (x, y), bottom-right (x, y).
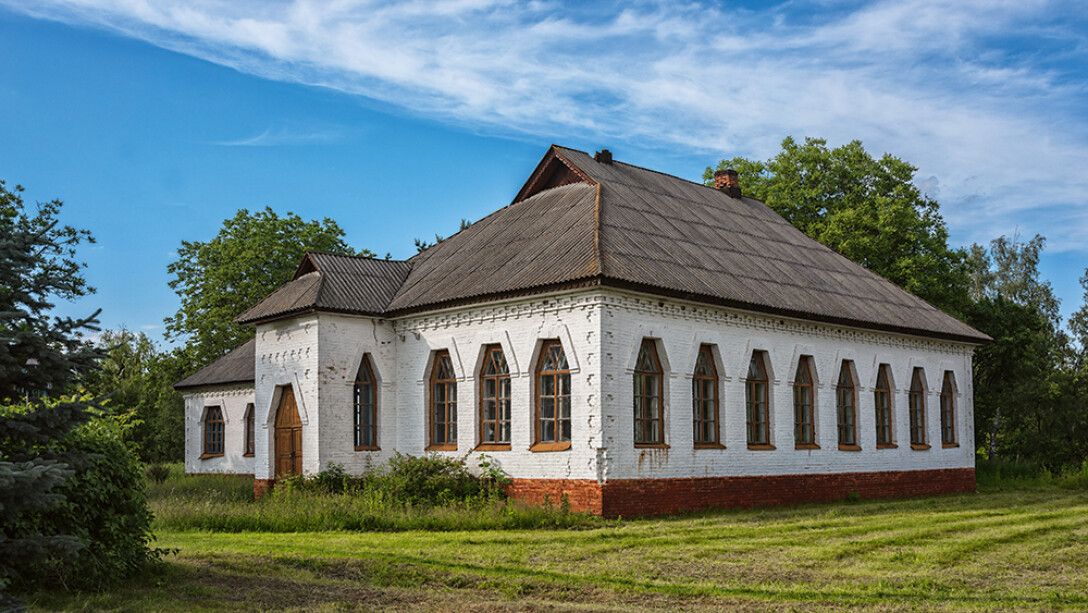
top-left (183, 288), bottom-right (976, 482)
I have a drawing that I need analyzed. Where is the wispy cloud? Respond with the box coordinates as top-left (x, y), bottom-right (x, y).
top-left (6, 0), bottom-right (1088, 251)
top-left (210, 125), bottom-right (349, 147)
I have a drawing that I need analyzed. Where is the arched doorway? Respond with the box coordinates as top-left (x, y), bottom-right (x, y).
top-left (274, 386), bottom-right (303, 478)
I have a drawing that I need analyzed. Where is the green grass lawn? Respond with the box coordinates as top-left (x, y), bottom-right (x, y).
top-left (29, 477), bottom-right (1088, 612)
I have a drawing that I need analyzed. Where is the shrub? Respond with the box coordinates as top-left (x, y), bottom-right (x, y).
top-left (364, 453), bottom-right (486, 506)
top-left (34, 417), bottom-right (164, 590)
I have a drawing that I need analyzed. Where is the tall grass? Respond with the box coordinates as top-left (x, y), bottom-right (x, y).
top-left (148, 460), bottom-right (601, 533)
top-left (976, 457), bottom-right (1088, 491)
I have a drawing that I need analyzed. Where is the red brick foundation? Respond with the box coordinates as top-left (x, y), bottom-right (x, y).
top-left (507, 468), bottom-right (976, 517)
top-left (254, 478), bottom-right (275, 500)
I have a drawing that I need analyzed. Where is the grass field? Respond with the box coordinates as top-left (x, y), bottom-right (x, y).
top-left (28, 470), bottom-right (1088, 612)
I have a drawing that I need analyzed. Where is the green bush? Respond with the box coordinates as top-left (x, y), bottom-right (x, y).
top-left (32, 417), bottom-right (164, 590)
top-left (364, 453), bottom-right (488, 506)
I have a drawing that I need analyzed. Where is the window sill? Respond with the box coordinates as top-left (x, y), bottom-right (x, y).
top-left (910, 443), bottom-right (932, 451)
top-left (199, 452), bottom-right (224, 460)
top-left (942, 442), bottom-right (960, 448)
top-left (242, 452), bottom-right (254, 458)
top-left (474, 443), bottom-right (512, 452)
top-left (838, 444), bottom-right (862, 452)
top-left (355, 446), bottom-right (381, 452)
top-left (794, 443), bottom-right (821, 450)
top-left (425, 444), bottom-right (457, 452)
top-left (635, 443), bottom-right (670, 450)
top-left (876, 443), bottom-right (898, 450)
top-left (747, 443), bottom-right (776, 451)
top-left (529, 441), bottom-right (571, 453)
top-left (694, 442), bottom-right (726, 450)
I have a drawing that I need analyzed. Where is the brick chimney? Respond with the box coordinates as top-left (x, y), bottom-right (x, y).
top-left (714, 169), bottom-right (741, 198)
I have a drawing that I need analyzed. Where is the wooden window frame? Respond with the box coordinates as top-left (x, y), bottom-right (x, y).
top-left (427, 350), bottom-right (457, 451)
top-left (477, 344), bottom-right (512, 451)
top-left (909, 367), bottom-right (930, 450)
top-left (874, 364), bottom-right (897, 449)
top-left (633, 338), bottom-right (667, 448)
top-left (836, 360), bottom-right (861, 451)
top-left (940, 371), bottom-right (958, 448)
top-left (745, 351), bottom-right (774, 450)
top-left (201, 405), bottom-right (224, 459)
top-left (532, 339), bottom-right (572, 452)
top-left (692, 344), bottom-right (722, 449)
top-left (353, 354), bottom-right (379, 451)
top-left (793, 356), bottom-right (818, 449)
top-left (243, 403), bottom-right (255, 457)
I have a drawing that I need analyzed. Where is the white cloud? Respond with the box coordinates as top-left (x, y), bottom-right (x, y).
top-left (6, 0), bottom-right (1088, 251)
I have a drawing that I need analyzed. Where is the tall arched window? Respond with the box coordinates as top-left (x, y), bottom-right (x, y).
top-left (534, 340), bottom-right (571, 450)
top-left (202, 405), bottom-right (224, 457)
top-left (243, 403), bottom-right (255, 457)
top-left (940, 371), bottom-right (957, 446)
top-left (692, 344), bottom-right (720, 447)
top-left (634, 339), bottom-right (665, 446)
top-left (793, 356), bottom-right (816, 448)
top-left (479, 345), bottom-right (511, 448)
top-left (909, 367), bottom-right (928, 448)
top-left (836, 361), bottom-right (859, 449)
top-left (746, 351), bottom-right (772, 448)
top-left (428, 350), bottom-right (457, 450)
top-left (874, 365), bottom-right (895, 447)
top-left (354, 354), bottom-right (378, 450)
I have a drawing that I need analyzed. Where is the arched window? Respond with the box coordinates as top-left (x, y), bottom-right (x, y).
top-left (836, 361), bottom-right (859, 449)
top-left (534, 340), bottom-right (571, 450)
top-left (692, 344), bottom-right (720, 447)
top-left (746, 351), bottom-right (772, 448)
top-left (874, 365), bottom-right (895, 447)
top-left (634, 339), bottom-right (665, 446)
top-left (202, 405), bottom-right (224, 457)
top-left (243, 403), bottom-right (255, 457)
top-left (793, 356), bottom-right (816, 447)
top-left (354, 354), bottom-right (378, 450)
top-left (940, 371), bottom-right (957, 446)
top-left (909, 367), bottom-right (928, 448)
top-left (479, 345), bottom-right (511, 447)
top-left (428, 350), bottom-right (457, 450)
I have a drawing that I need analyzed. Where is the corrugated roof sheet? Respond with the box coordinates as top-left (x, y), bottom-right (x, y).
top-left (552, 146), bottom-right (987, 342)
top-left (173, 338), bottom-right (255, 390)
top-left (235, 253), bottom-right (411, 324)
top-left (227, 145), bottom-right (987, 344)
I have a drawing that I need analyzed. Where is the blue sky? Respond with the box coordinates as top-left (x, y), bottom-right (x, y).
top-left (1, 1), bottom-right (1086, 344)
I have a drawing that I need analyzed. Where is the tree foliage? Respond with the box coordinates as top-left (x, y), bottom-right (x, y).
top-left (705, 137), bottom-right (969, 315)
top-left (0, 181), bottom-right (100, 401)
top-left (164, 207), bottom-right (363, 366)
top-left (81, 330), bottom-right (185, 462)
top-left (0, 181), bottom-right (158, 605)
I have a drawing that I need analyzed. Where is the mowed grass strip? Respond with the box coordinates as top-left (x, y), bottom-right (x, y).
top-left (31, 488), bottom-right (1088, 611)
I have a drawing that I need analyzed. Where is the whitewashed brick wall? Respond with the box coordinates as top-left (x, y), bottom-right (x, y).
top-left (598, 289), bottom-right (976, 480)
top-left (182, 384), bottom-right (255, 474)
top-left (184, 288), bottom-right (976, 482)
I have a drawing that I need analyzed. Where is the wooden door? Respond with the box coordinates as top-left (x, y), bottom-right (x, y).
top-left (274, 386), bottom-right (303, 478)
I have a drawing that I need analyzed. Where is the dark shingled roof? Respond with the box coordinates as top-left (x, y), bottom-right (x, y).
top-left (173, 338), bottom-right (255, 390)
top-left (236, 253), bottom-right (412, 324)
top-left (231, 145), bottom-right (988, 344)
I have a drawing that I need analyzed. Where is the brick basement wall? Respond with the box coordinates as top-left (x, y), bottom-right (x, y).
top-left (254, 478), bottom-right (275, 500)
top-left (508, 468), bottom-right (975, 517)
top-left (505, 479), bottom-right (604, 515)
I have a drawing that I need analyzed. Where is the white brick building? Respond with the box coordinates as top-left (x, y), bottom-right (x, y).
top-left (176, 146), bottom-right (987, 515)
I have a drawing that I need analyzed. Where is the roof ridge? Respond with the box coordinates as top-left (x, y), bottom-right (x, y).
top-left (553, 144), bottom-right (735, 201)
top-left (305, 249), bottom-right (410, 264)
